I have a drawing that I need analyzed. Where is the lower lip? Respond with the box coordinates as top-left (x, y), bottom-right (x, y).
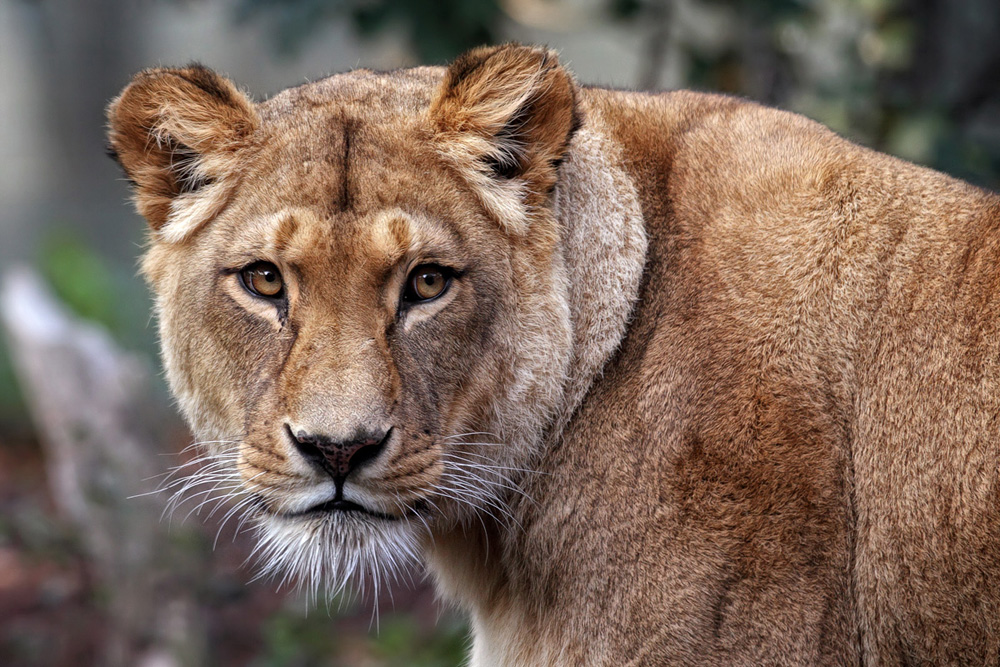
top-left (298, 499), bottom-right (397, 521)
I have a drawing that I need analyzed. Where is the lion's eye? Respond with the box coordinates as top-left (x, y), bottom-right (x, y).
top-left (404, 265), bottom-right (450, 303)
top-left (240, 262), bottom-right (284, 298)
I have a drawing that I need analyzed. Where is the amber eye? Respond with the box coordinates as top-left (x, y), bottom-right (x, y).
top-left (240, 262), bottom-right (284, 298)
top-left (404, 265), bottom-right (450, 303)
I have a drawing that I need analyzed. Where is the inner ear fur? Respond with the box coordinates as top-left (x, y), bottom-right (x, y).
top-left (106, 65), bottom-right (258, 240)
top-left (429, 44), bottom-right (581, 233)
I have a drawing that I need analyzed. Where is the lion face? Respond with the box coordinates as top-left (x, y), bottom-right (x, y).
top-left (108, 46), bottom-right (581, 591)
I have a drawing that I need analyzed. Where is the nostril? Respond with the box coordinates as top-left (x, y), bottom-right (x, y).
top-left (340, 429), bottom-right (391, 478)
top-left (287, 426), bottom-right (326, 468)
top-left (347, 440), bottom-right (383, 473)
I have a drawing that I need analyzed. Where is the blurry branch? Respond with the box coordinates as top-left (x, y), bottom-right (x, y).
top-left (0, 267), bottom-right (206, 667)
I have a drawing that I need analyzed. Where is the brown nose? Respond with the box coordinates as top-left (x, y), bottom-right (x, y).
top-left (289, 426), bottom-right (390, 481)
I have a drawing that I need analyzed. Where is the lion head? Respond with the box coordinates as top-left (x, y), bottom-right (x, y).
top-left (106, 45), bottom-right (638, 595)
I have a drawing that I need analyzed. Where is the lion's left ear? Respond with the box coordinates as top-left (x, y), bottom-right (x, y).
top-left (429, 44), bottom-right (580, 234)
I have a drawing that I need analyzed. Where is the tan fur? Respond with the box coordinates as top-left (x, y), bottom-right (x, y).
top-left (108, 45), bottom-right (1000, 665)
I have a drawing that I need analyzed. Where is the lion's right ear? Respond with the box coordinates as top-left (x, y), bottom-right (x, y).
top-left (106, 65), bottom-right (258, 243)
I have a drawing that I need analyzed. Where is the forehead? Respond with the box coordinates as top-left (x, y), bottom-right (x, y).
top-left (217, 68), bottom-right (477, 265)
top-left (241, 68), bottom-right (448, 215)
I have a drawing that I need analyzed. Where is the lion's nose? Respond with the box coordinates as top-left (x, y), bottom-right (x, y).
top-left (288, 426), bottom-right (390, 483)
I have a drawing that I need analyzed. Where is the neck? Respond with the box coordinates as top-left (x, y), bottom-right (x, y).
top-left (425, 108), bottom-right (648, 659)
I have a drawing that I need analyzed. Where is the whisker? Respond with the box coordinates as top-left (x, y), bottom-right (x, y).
top-left (177, 439), bottom-right (242, 455)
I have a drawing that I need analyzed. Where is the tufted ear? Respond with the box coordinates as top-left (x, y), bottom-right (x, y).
top-left (429, 44), bottom-right (580, 234)
top-left (106, 65), bottom-right (258, 243)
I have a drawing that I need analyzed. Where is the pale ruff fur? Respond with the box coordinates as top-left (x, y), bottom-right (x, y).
top-left (429, 116), bottom-right (648, 666)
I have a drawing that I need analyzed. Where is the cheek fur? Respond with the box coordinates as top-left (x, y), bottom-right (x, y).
top-left (390, 275), bottom-right (504, 427)
top-left (161, 283), bottom-right (290, 441)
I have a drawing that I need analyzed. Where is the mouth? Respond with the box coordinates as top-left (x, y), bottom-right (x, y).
top-left (291, 498), bottom-right (401, 521)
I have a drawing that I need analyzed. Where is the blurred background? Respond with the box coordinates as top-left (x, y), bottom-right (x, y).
top-left (1, 0), bottom-right (999, 664)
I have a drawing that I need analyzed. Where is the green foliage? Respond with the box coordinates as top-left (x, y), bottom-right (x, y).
top-left (253, 607), bottom-right (341, 667)
top-left (37, 231), bottom-right (154, 354)
top-left (252, 603), bottom-right (467, 667)
top-left (38, 233), bottom-right (121, 335)
top-left (234, 0), bottom-right (503, 63)
top-left (368, 614), bottom-right (467, 667)
top-left (608, 0), bottom-right (644, 20)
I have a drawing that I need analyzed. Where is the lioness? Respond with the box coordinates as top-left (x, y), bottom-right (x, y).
top-left (107, 44), bottom-right (1000, 664)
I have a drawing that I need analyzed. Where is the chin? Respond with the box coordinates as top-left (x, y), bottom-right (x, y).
top-left (249, 509), bottom-right (426, 601)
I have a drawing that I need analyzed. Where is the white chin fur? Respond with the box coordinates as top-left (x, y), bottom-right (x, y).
top-left (249, 511), bottom-right (425, 603)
